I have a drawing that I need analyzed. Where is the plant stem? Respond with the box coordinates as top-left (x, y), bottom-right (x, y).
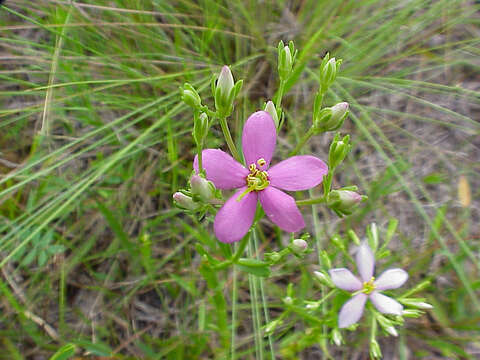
top-left (231, 233), bottom-right (249, 263)
top-left (248, 234), bottom-right (264, 360)
top-left (289, 126), bottom-right (315, 156)
top-left (231, 243), bottom-right (238, 360)
top-left (219, 116), bottom-right (241, 161)
top-left (274, 80), bottom-right (285, 110)
top-left (296, 195), bottom-right (326, 206)
top-left (253, 229), bottom-right (275, 360)
top-left (197, 143), bottom-right (203, 172)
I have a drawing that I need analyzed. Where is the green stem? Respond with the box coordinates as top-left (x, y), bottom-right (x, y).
top-left (197, 143), bottom-right (203, 172)
top-left (296, 195), bottom-right (326, 206)
top-left (219, 116), bottom-right (241, 162)
top-left (231, 233), bottom-right (249, 263)
top-left (231, 244), bottom-right (238, 360)
top-left (289, 126), bottom-right (316, 157)
top-left (248, 234), bottom-right (264, 360)
top-left (275, 80), bottom-right (285, 110)
top-left (253, 230), bottom-right (275, 360)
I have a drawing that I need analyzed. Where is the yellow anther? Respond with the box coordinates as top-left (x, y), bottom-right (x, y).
top-left (257, 158), bottom-right (266, 167)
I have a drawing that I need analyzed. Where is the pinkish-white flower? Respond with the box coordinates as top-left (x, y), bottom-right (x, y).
top-left (194, 111), bottom-right (328, 243)
top-left (329, 242), bottom-right (408, 328)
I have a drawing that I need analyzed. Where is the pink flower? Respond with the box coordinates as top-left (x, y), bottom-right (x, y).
top-left (194, 111), bottom-right (328, 243)
top-left (329, 242), bottom-right (408, 328)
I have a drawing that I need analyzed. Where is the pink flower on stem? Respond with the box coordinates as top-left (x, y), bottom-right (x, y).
top-left (329, 242), bottom-right (408, 328)
top-left (194, 111), bottom-right (328, 243)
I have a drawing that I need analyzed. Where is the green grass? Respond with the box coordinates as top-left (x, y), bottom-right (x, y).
top-left (0, 0), bottom-right (479, 358)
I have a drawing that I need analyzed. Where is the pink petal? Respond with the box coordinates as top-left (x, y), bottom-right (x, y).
top-left (194, 149), bottom-right (248, 189)
top-left (356, 242), bottom-right (375, 282)
top-left (242, 111), bottom-right (276, 169)
top-left (338, 293), bottom-right (367, 328)
top-left (258, 186), bottom-right (305, 233)
top-left (214, 187), bottom-right (257, 243)
top-left (374, 269), bottom-right (408, 290)
top-left (268, 155), bottom-right (328, 191)
top-left (369, 292), bottom-right (403, 315)
top-left (329, 268), bottom-right (362, 291)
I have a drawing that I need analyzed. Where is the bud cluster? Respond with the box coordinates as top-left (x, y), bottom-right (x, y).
top-left (173, 174), bottom-right (218, 212)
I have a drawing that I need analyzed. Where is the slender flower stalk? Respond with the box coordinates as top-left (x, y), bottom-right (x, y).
top-left (194, 111), bottom-right (328, 243)
top-left (329, 242), bottom-right (408, 328)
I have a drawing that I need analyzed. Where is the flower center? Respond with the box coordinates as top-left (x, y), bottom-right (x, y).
top-left (362, 277), bottom-right (376, 294)
top-left (237, 159), bottom-right (270, 201)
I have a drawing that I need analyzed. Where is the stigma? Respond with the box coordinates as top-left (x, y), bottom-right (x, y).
top-left (362, 277), bottom-right (376, 294)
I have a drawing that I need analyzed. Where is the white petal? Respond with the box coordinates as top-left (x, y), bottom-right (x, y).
top-left (374, 268), bottom-right (408, 290)
top-left (369, 292), bottom-right (403, 315)
top-left (329, 268), bottom-right (362, 291)
top-left (356, 242), bottom-right (375, 282)
top-left (338, 293), bottom-right (368, 328)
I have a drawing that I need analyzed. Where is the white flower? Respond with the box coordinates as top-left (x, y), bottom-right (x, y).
top-left (328, 242), bottom-right (408, 328)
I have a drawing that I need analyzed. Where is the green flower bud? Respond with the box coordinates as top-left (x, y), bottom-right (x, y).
top-left (190, 175), bottom-right (215, 202)
top-left (369, 339), bottom-right (382, 359)
top-left (399, 298), bottom-right (434, 310)
top-left (181, 83), bottom-right (202, 109)
top-left (327, 189), bottom-right (363, 216)
top-left (265, 319), bottom-right (282, 335)
top-left (331, 328), bottom-right (343, 346)
top-left (278, 42), bottom-right (294, 81)
top-left (217, 65), bottom-right (234, 96)
top-left (264, 100), bottom-right (279, 129)
top-left (214, 65), bottom-right (236, 117)
top-left (193, 112), bottom-right (209, 145)
top-left (313, 270), bottom-right (334, 288)
top-left (283, 296), bottom-right (293, 305)
top-left (319, 53), bottom-right (342, 91)
top-left (385, 326), bottom-right (398, 337)
top-left (402, 309), bottom-right (424, 317)
top-left (320, 250), bottom-right (332, 269)
top-left (173, 192), bottom-right (197, 210)
top-left (313, 102), bottom-right (348, 133)
top-left (291, 239), bottom-right (308, 252)
top-left (328, 133), bottom-right (352, 169)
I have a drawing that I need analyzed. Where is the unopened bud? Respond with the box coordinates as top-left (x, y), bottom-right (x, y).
top-left (265, 319), bottom-right (282, 335)
top-left (328, 133), bottom-right (351, 169)
top-left (327, 190), bottom-right (363, 216)
top-left (217, 65), bottom-right (234, 96)
top-left (313, 271), bottom-right (334, 287)
top-left (173, 192), bottom-right (197, 210)
top-left (193, 112), bottom-right (209, 145)
top-left (320, 250), bottom-right (332, 269)
top-left (264, 101), bottom-right (279, 128)
top-left (369, 339), bottom-right (382, 359)
top-left (214, 65), bottom-right (239, 118)
top-left (331, 328), bottom-right (343, 346)
top-left (283, 296), bottom-right (293, 305)
top-left (291, 239), bottom-right (308, 252)
top-left (399, 298), bottom-right (433, 310)
top-left (385, 326), bottom-right (398, 337)
top-left (190, 175), bottom-right (215, 202)
top-left (319, 54), bottom-right (341, 90)
top-left (314, 102), bottom-right (348, 133)
top-left (181, 83), bottom-right (202, 109)
top-left (402, 309), bottom-right (423, 317)
top-left (278, 43), bottom-right (293, 81)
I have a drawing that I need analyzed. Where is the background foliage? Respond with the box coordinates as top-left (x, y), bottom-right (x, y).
top-left (0, 0), bottom-right (479, 358)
